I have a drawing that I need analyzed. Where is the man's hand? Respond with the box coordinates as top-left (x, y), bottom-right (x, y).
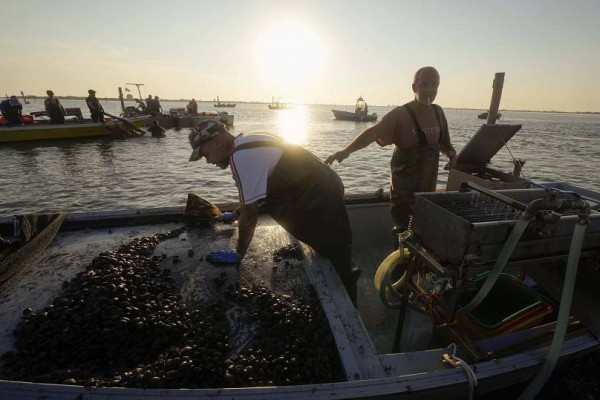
top-left (325, 149), bottom-right (349, 166)
top-left (206, 250), bottom-right (242, 264)
top-left (217, 212), bottom-right (237, 223)
top-left (444, 150), bottom-right (458, 170)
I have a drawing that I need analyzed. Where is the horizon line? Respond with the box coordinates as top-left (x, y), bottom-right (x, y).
top-left (9, 95), bottom-right (600, 115)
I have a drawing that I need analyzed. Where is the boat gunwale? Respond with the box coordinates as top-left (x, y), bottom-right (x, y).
top-left (0, 192), bottom-right (390, 235)
top-left (0, 333), bottom-right (597, 399)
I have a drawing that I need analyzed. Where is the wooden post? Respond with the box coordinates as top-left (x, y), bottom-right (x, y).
top-left (487, 72), bottom-right (505, 124)
top-left (118, 87), bottom-right (125, 112)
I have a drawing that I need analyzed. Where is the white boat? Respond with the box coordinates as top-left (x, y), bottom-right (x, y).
top-left (1, 179), bottom-right (599, 399)
top-left (332, 97), bottom-right (378, 122)
top-left (331, 109), bottom-right (378, 122)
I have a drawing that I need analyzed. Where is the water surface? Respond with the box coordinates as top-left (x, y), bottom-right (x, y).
top-left (1, 99), bottom-right (599, 217)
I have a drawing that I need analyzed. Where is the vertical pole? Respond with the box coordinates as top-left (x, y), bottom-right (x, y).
top-left (487, 72), bottom-right (505, 125)
top-left (392, 259), bottom-right (417, 353)
top-left (118, 87), bottom-right (125, 112)
top-left (21, 91), bottom-right (30, 104)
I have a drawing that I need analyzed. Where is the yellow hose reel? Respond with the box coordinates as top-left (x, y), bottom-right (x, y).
top-left (373, 248), bottom-right (411, 309)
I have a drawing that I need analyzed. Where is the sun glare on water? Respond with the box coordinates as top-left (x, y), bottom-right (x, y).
top-left (254, 21), bottom-right (325, 90)
top-left (277, 107), bottom-right (308, 145)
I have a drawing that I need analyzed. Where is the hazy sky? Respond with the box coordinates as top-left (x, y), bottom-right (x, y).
top-left (2, 0), bottom-right (599, 112)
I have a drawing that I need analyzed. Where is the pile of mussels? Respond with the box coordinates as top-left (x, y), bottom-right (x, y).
top-left (1, 229), bottom-right (345, 388)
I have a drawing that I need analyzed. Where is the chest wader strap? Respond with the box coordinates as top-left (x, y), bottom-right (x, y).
top-left (233, 140), bottom-right (283, 153)
top-left (403, 104), bottom-right (445, 145)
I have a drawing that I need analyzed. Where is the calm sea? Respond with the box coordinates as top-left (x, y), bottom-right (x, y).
top-left (1, 99), bottom-right (599, 217)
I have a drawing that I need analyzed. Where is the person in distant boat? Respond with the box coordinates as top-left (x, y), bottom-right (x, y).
top-left (326, 66), bottom-right (457, 247)
top-left (0, 95), bottom-right (23, 125)
top-left (355, 99), bottom-right (365, 115)
top-left (187, 98), bottom-right (198, 114)
top-left (187, 120), bottom-right (360, 307)
top-left (145, 94), bottom-right (154, 113)
top-left (85, 89), bottom-right (104, 122)
top-left (354, 96), bottom-right (369, 116)
top-left (135, 98), bottom-right (147, 113)
top-left (146, 95), bottom-right (160, 116)
top-left (154, 96), bottom-right (163, 114)
top-left (44, 90), bottom-right (66, 124)
top-left (147, 120), bottom-right (166, 137)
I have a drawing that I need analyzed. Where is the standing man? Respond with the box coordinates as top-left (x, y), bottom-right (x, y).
top-left (0, 96), bottom-right (23, 125)
top-left (44, 90), bottom-right (66, 124)
top-left (154, 96), bottom-right (163, 114)
top-left (187, 98), bottom-right (198, 114)
top-left (325, 66), bottom-right (457, 245)
top-left (85, 89), bottom-right (104, 122)
top-left (188, 121), bottom-right (359, 306)
top-left (145, 94), bottom-right (155, 115)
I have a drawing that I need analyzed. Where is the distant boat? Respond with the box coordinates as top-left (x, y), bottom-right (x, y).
top-left (214, 97), bottom-right (236, 108)
top-left (0, 114), bottom-right (149, 143)
top-left (332, 96), bottom-right (378, 122)
top-left (268, 97), bottom-right (293, 110)
top-left (121, 105), bottom-right (234, 129)
top-left (332, 110), bottom-right (378, 122)
top-left (155, 108), bottom-right (234, 129)
top-left (478, 111), bottom-right (501, 120)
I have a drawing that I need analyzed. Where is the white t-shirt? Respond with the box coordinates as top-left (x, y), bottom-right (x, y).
top-left (230, 134), bottom-right (283, 205)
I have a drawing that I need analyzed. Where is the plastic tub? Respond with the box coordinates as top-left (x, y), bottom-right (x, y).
top-left (458, 273), bottom-right (542, 331)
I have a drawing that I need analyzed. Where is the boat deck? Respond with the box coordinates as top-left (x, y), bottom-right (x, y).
top-left (0, 200), bottom-right (599, 399)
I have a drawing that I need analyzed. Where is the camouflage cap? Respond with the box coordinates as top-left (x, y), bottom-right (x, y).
top-left (188, 120), bottom-right (220, 161)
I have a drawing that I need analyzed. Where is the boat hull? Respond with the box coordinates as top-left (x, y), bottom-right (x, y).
top-left (147, 113), bottom-right (234, 129)
top-left (0, 117), bottom-right (149, 143)
top-left (332, 109), bottom-right (378, 122)
top-left (268, 104), bottom-right (293, 110)
top-left (478, 112), bottom-right (502, 119)
top-left (0, 191), bottom-right (598, 399)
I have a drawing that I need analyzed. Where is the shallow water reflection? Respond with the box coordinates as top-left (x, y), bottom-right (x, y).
top-left (276, 106), bottom-right (308, 145)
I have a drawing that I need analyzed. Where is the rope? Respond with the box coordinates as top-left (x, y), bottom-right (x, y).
top-left (442, 343), bottom-right (478, 400)
top-left (493, 125), bottom-right (528, 181)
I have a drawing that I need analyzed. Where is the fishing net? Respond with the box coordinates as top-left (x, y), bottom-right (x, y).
top-left (0, 213), bottom-right (65, 293)
top-left (183, 193), bottom-right (223, 221)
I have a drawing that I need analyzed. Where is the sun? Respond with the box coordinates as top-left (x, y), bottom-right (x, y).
top-left (254, 21), bottom-right (325, 89)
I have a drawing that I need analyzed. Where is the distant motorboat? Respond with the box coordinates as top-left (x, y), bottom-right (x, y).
top-left (214, 97), bottom-right (236, 108)
top-left (268, 97), bottom-right (293, 110)
top-left (478, 111), bottom-right (502, 120)
top-left (0, 112), bottom-right (149, 143)
top-left (332, 96), bottom-right (378, 122)
top-left (331, 109), bottom-right (378, 122)
top-left (121, 105), bottom-right (234, 129)
top-left (155, 108), bottom-right (234, 129)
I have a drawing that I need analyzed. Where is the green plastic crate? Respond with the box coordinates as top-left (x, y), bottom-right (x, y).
top-left (458, 273), bottom-right (542, 330)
